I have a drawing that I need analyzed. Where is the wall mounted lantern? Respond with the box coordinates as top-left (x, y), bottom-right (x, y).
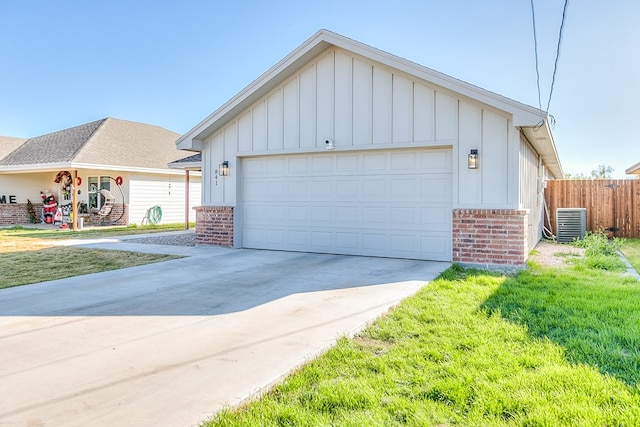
top-left (468, 149), bottom-right (478, 169)
top-left (218, 161), bottom-right (229, 176)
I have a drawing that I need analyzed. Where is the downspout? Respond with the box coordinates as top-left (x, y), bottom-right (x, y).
top-left (185, 170), bottom-right (190, 230)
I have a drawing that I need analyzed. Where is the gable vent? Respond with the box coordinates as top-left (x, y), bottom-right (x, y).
top-left (556, 208), bottom-right (587, 243)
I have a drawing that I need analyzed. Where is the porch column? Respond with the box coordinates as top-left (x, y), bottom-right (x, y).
top-left (72, 170), bottom-right (78, 231)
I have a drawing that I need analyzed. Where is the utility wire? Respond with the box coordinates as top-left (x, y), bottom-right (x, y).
top-left (546, 0), bottom-right (569, 113)
top-left (530, 0), bottom-right (543, 115)
top-left (529, 0), bottom-right (569, 122)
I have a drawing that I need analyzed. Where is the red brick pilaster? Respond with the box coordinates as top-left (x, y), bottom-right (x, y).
top-left (195, 206), bottom-right (234, 246)
top-left (452, 209), bottom-right (528, 267)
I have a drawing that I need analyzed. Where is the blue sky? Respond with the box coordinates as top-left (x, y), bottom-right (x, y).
top-left (1, 1), bottom-right (638, 178)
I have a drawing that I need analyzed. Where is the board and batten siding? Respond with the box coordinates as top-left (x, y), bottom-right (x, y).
top-left (202, 47), bottom-right (516, 209)
top-left (519, 135), bottom-right (543, 250)
top-left (129, 175), bottom-right (201, 224)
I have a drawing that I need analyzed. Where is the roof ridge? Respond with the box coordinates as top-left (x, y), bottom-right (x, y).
top-left (66, 118), bottom-right (109, 161)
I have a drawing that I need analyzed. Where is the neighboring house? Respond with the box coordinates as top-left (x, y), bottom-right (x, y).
top-left (626, 162), bottom-right (640, 177)
top-left (177, 29), bottom-right (563, 267)
top-left (0, 118), bottom-right (201, 226)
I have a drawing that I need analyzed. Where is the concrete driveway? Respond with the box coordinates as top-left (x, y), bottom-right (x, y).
top-left (0, 238), bottom-right (449, 426)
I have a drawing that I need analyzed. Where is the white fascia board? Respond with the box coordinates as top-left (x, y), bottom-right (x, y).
top-left (71, 163), bottom-right (188, 176)
top-left (168, 161), bottom-right (202, 171)
top-left (320, 31), bottom-right (548, 126)
top-left (176, 31), bottom-right (333, 147)
top-left (520, 121), bottom-right (564, 179)
top-left (176, 29), bottom-right (549, 148)
top-left (0, 163), bottom-right (189, 176)
top-left (625, 161), bottom-right (640, 175)
top-left (0, 163), bottom-right (73, 173)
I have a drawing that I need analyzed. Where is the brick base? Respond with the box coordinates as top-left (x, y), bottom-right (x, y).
top-left (195, 206), bottom-right (234, 246)
top-left (0, 202), bottom-right (41, 225)
top-left (87, 204), bottom-right (128, 226)
top-left (452, 209), bottom-right (528, 267)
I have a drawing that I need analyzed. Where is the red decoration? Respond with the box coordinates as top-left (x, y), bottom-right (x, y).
top-left (76, 177), bottom-right (82, 186)
top-left (115, 176), bottom-right (123, 186)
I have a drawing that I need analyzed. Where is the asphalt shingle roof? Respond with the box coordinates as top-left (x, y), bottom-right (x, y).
top-left (0, 119), bottom-right (105, 166)
top-left (0, 136), bottom-right (28, 159)
top-left (0, 118), bottom-right (184, 170)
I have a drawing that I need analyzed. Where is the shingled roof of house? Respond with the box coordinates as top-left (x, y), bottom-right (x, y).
top-left (0, 135), bottom-right (28, 159)
top-left (168, 152), bottom-right (201, 170)
top-left (0, 118), bottom-right (183, 171)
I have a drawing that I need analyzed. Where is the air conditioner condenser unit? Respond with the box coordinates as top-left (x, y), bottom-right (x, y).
top-left (556, 208), bottom-right (587, 243)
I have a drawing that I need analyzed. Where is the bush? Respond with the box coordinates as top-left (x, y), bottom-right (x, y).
top-left (573, 231), bottom-right (626, 272)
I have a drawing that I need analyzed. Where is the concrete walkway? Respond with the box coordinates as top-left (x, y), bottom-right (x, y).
top-left (0, 237), bottom-right (449, 426)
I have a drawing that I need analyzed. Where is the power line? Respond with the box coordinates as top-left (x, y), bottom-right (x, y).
top-left (529, 0), bottom-right (569, 120)
top-left (530, 0), bottom-right (543, 114)
top-left (547, 0), bottom-right (569, 113)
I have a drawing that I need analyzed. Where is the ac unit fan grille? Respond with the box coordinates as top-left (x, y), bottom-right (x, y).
top-left (556, 208), bottom-right (587, 243)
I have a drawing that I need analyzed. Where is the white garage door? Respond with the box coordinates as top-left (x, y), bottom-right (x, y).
top-left (241, 148), bottom-right (452, 261)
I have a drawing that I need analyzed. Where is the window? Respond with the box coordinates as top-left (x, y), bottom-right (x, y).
top-left (88, 176), bottom-right (112, 210)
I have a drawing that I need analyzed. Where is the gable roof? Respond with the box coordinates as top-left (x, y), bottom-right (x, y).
top-left (0, 135), bottom-right (27, 159)
top-left (177, 29), bottom-right (563, 178)
top-left (626, 162), bottom-right (640, 176)
top-left (168, 153), bottom-right (202, 171)
top-left (0, 118), bottom-right (183, 173)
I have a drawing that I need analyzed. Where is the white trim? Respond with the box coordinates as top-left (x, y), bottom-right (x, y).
top-left (625, 161), bottom-right (640, 175)
top-left (0, 163), bottom-right (194, 176)
top-left (178, 29), bottom-right (553, 150)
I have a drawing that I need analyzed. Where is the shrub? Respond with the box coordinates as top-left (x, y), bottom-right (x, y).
top-left (573, 231), bottom-right (626, 272)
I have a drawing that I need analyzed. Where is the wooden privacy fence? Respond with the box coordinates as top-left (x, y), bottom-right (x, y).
top-left (544, 179), bottom-right (640, 239)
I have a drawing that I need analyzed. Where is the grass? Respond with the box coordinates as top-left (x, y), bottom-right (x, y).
top-left (205, 251), bottom-right (640, 426)
top-left (622, 239), bottom-right (640, 272)
top-left (0, 224), bottom-right (187, 289)
top-left (0, 247), bottom-right (179, 289)
top-left (1, 222), bottom-right (193, 241)
top-left (572, 231), bottom-right (626, 271)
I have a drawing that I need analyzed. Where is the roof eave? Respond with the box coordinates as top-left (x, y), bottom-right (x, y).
top-left (625, 161), bottom-right (640, 175)
top-left (521, 121), bottom-right (564, 179)
top-left (177, 29), bottom-right (553, 149)
top-left (168, 161), bottom-right (202, 171)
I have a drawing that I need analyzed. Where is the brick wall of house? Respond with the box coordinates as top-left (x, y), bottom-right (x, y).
top-left (195, 206), bottom-right (234, 246)
top-left (0, 202), bottom-right (42, 225)
top-left (452, 209), bottom-right (528, 267)
top-left (87, 204), bottom-right (128, 226)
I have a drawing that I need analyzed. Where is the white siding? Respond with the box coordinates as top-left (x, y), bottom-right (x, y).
top-left (519, 135), bottom-right (543, 250)
top-left (129, 174), bottom-right (201, 225)
top-left (201, 46), bottom-right (516, 209)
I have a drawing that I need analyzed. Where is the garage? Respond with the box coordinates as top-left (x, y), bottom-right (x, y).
top-left (179, 30), bottom-right (562, 267)
top-left (240, 148), bottom-right (452, 261)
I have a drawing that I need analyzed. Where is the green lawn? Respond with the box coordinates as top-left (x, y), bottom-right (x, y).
top-left (206, 252), bottom-right (640, 426)
top-left (622, 239), bottom-right (640, 272)
top-left (0, 247), bottom-right (179, 289)
top-left (0, 224), bottom-right (187, 289)
top-left (1, 222), bottom-right (193, 240)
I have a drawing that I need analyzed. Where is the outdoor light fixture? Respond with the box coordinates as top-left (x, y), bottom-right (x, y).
top-left (218, 161), bottom-right (229, 176)
top-left (468, 149), bottom-right (478, 169)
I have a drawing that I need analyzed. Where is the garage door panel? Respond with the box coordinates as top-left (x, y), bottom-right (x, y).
top-left (312, 156), bottom-right (333, 172)
top-left (421, 207), bottom-right (451, 230)
top-left (420, 150), bottom-right (451, 171)
top-left (241, 149), bottom-right (452, 261)
top-left (421, 177), bottom-right (451, 200)
top-left (362, 153), bottom-right (387, 171)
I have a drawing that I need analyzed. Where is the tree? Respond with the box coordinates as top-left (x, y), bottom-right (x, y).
top-left (564, 164), bottom-right (614, 180)
top-left (591, 164), bottom-right (614, 180)
top-left (564, 172), bottom-right (588, 179)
